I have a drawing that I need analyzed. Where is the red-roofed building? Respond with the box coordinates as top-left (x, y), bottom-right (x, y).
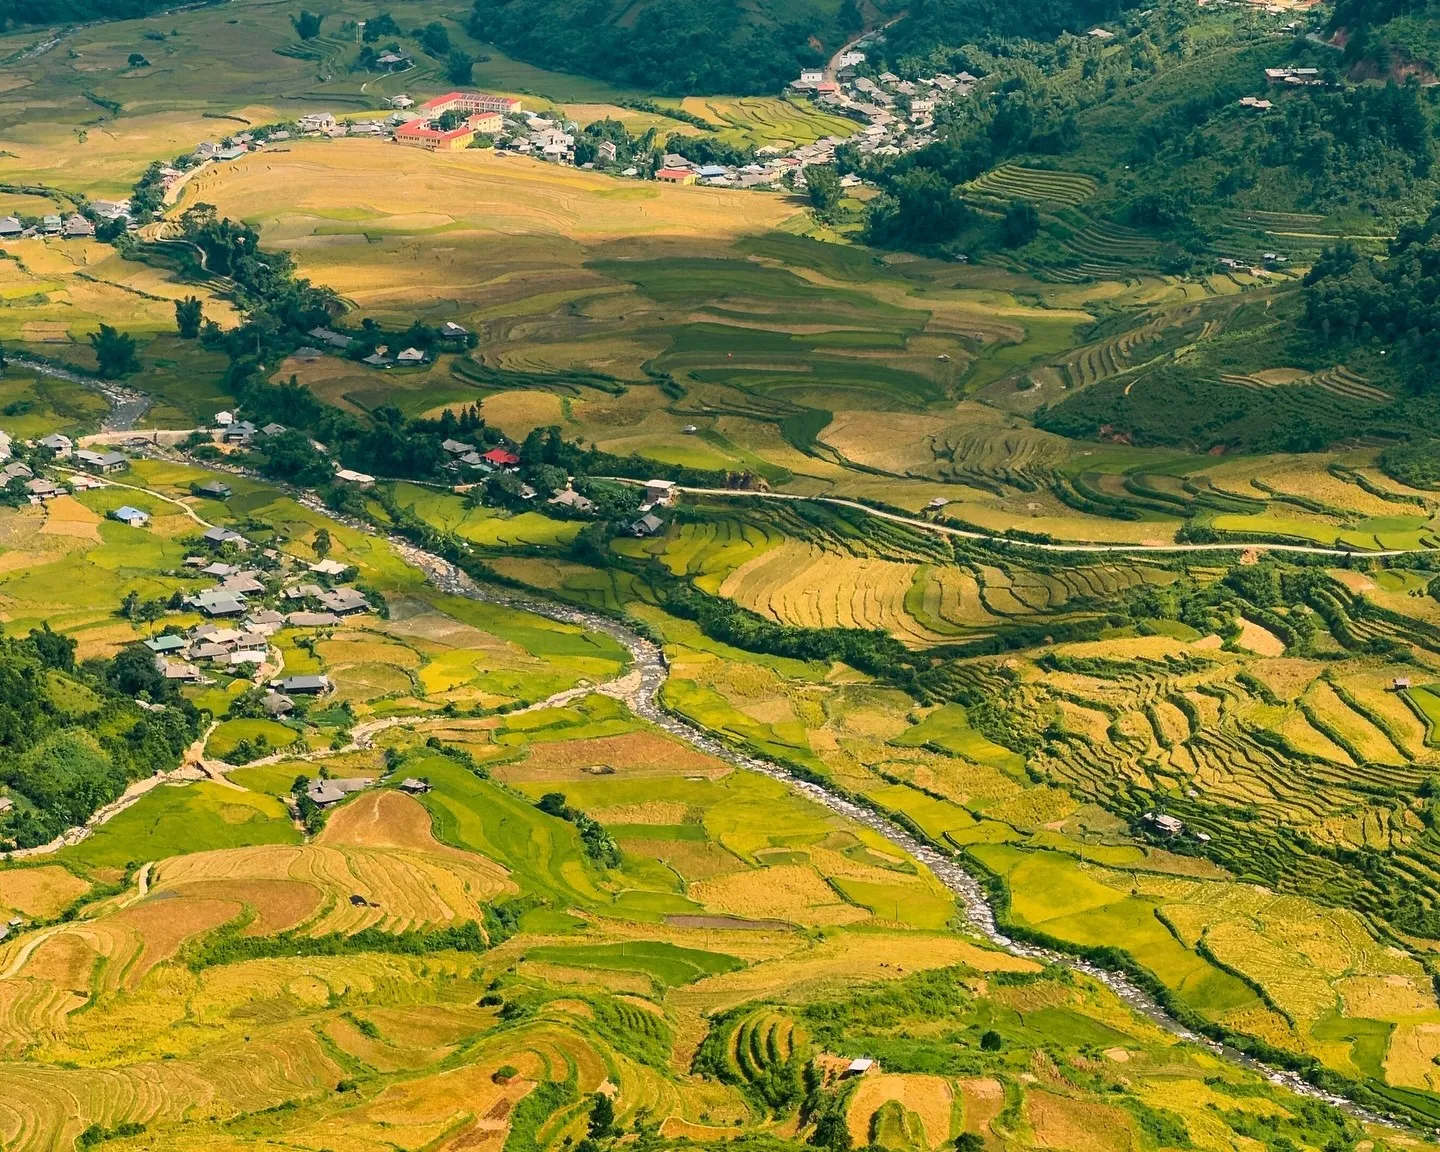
top-left (481, 448), bottom-right (520, 468)
top-left (419, 91), bottom-right (523, 117)
top-left (656, 167), bottom-right (698, 185)
top-left (396, 119), bottom-right (474, 151)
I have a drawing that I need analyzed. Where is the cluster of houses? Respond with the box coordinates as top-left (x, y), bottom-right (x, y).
top-left (440, 437), bottom-right (523, 478)
top-left (783, 51), bottom-right (981, 174)
top-left (0, 207), bottom-right (128, 242)
top-left (1217, 251), bottom-right (1288, 275)
top-left (0, 431), bottom-right (123, 505)
top-left (304, 772), bottom-right (430, 809)
top-left (299, 322), bottom-right (469, 371)
top-left (142, 523), bottom-right (372, 682)
top-left (629, 478), bottom-right (675, 537)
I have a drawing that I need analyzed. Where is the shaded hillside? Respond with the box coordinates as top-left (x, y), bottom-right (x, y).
top-left (884, 0), bottom-right (1128, 55)
top-left (466, 0), bottom-right (853, 95)
top-left (1330, 0), bottom-right (1438, 71)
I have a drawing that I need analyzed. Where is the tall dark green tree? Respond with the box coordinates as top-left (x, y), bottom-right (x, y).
top-left (174, 295), bottom-right (203, 339)
top-left (292, 9), bottom-right (322, 38)
top-left (446, 49), bottom-right (474, 85)
top-left (89, 324), bottom-right (141, 378)
top-left (806, 164), bottom-right (842, 218)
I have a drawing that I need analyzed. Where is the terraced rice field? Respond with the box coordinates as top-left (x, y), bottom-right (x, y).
top-left (719, 542), bottom-right (956, 647)
top-left (966, 165), bottom-right (1099, 207)
top-left (678, 96), bottom-right (861, 148)
top-left (1220, 365), bottom-right (1391, 404)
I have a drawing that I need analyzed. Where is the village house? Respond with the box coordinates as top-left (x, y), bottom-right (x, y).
top-left (263, 692), bottom-right (294, 716)
top-left (630, 512), bottom-right (664, 537)
top-left (62, 214), bottom-right (95, 239)
top-left (335, 468), bottom-right (375, 485)
top-left (395, 346), bottom-right (426, 364)
top-left (276, 673), bottom-right (331, 694)
top-left (481, 447), bottom-right (519, 469)
top-left (399, 778), bottom-right (432, 794)
top-left (0, 216), bottom-right (22, 237)
top-left (597, 140), bottom-right (617, 164)
top-left (75, 449), bottom-right (127, 474)
top-left (644, 479), bottom-right (677, 507)
top-left (307, 326), bottom-right (353, 349)
top-left (194, 590), bottom-right (246, 616)
top-left (144, 634), bottom-right (186, 654)
top-left (440, 321), bottom-right (469, 340)
top-left (38, 433), bottom-right (72, 457)
top-left (319, 587), bottom-right (369, 615)
top-left (307, 776), bottom-right (373, 806)
top-left (1142, 811), bottom-right (1185, 836)
top-left (656, 167), bottom-right (698, 185)
top-left (287, 610), bottom-right (340, 626)
top-left (297, 112), bottom-right (336, 133)
top-left (549, 487), bottom-right (596, 514)
top-left (201, 526), bottom-right (247, 548)
top-left (111, 505), bottom-right (149, 527)
top-left (25, 478), bottom-right (61, 500)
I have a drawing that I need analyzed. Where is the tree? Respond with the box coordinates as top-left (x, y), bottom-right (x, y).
top-left (811, 1112), bottom-right (852, 1152)
top-left (174, 295), bottom-right (203, 339)
top-left (446, 49), bottom-right (474, 85)
top-left (955, 1135), bottom-right (985, 1152)
top-left (313, 527), bottom-right (331, 558)
top-left (1002, 200), bottom-right (1039, 248)
top-left (418, 20), bottom-right (450, 56)
top-left (127, 52), bottom-right (149, 67)
top-left (292, 9), bottom-right (322, 38)
top-left (28, 624), bottom-right (75, 672)
top-left (588, 1093), bottom-right (614, 1140)
top-left (806, 164), bottom-right (842, 218)
top-left (107, 644), bottom-right (167, 699)
top-left (979, 1029), bottom-right (1003, 1051)
top-left (89, 324), bottom-right (141, 378)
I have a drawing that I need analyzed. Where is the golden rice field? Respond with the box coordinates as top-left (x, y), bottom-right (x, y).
top-left (848, 1074), bottom-right (955, 1148)
top-left (181, 140), bottom-right (800, 327)
top-left (677, 96), bottom-right (862, 149)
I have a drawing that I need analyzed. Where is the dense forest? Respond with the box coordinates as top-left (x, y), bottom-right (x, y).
top-left (466, 0), bottom-right (844, 95)
top-left (0, 0), bottom-right (209, 28)
top-left (884, 0), bottom-right (1127, 57)
top-left (1304, 207), bottom-right (1440, 391)
top-left (0, 628), bottom-right (201, 849)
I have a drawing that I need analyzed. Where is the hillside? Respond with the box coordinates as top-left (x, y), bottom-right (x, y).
top-left (467, 0), bottom-right (852, 95)
top-left (6, 0), bottom-right (1440, 1147)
